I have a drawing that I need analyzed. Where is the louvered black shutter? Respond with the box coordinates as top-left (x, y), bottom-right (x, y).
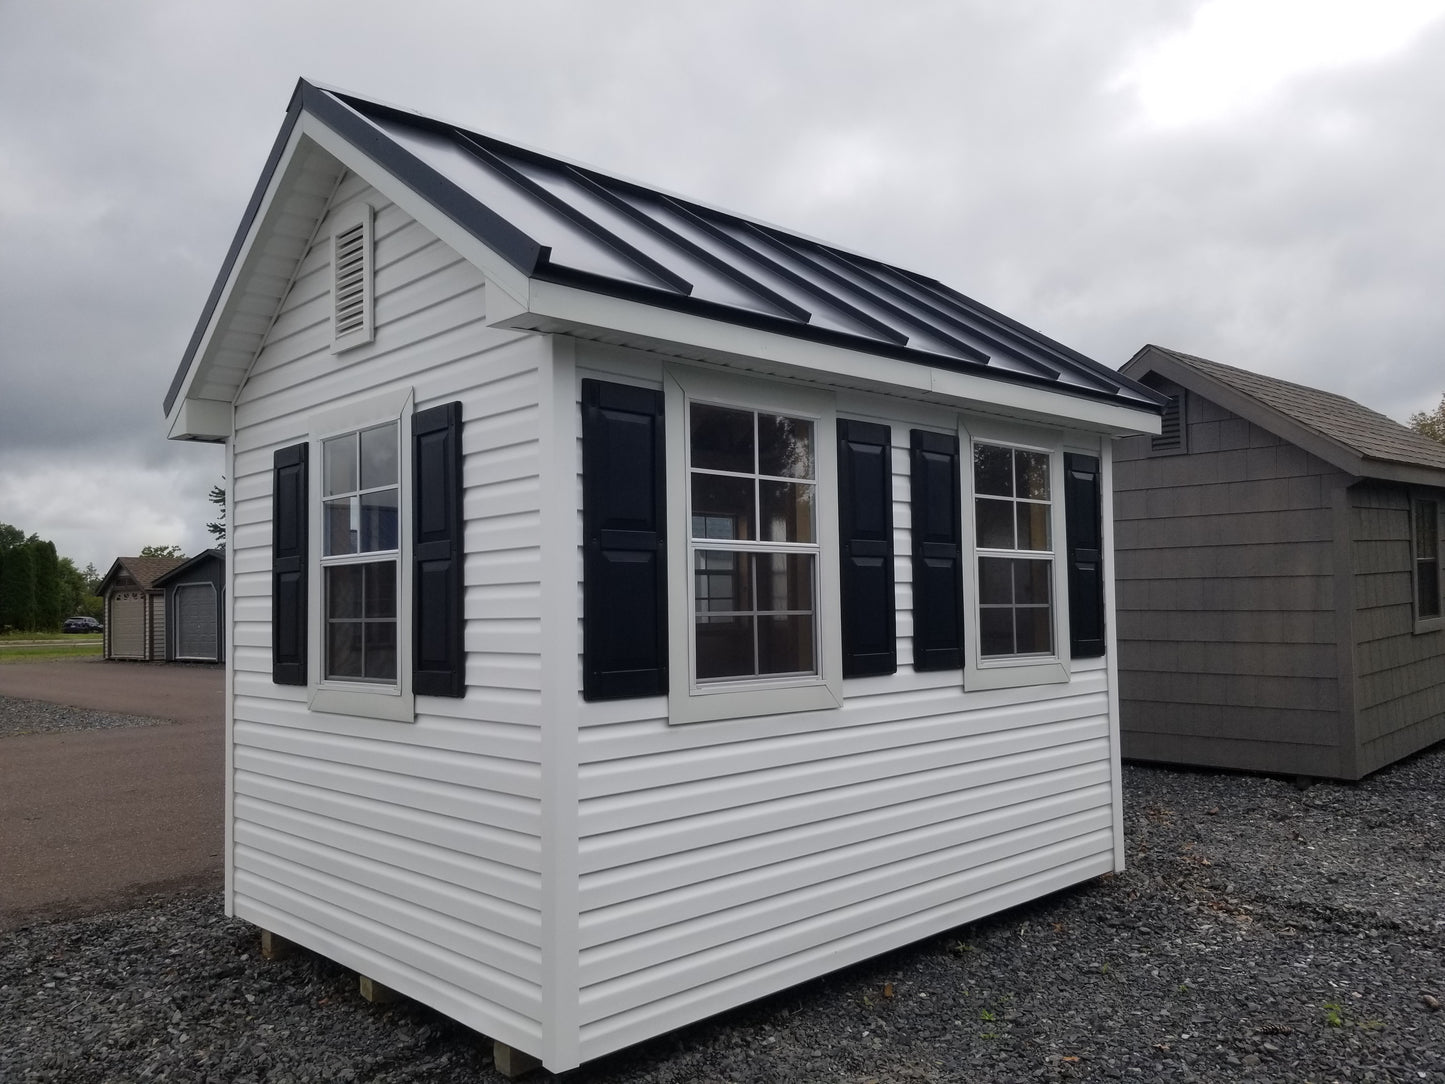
top-left (837, 419), bottom-right (896, 677)
top-left (909, 430), bottom-right (963, 671)
top-left (272, 443), bottom-right (308, 685)
top-left (581, 379), bottom-right (667, 700)
top-left (1065, 452), bottom-right (1105, 658)
top-left (413, 402), bottom-right (465, 697)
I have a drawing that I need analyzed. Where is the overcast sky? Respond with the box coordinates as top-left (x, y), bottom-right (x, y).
top-left (4, 0), bottom-right (1445, 574)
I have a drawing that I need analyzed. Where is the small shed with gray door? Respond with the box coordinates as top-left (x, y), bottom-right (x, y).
top-left (1114, 345), bottom-right (1445, 780)
top-left (162, 80), bottom-right (1162, 1074)
top-left (97, 555), bottom-right (186, 661)
top-left (154, 549), bottom-right (225, 663)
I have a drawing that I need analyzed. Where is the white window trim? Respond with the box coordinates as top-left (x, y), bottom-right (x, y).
top-left (959, 415), bottom-right (1071, 691)
top-left (330, 202), bottom-right (375, 354)
top-left (664, 365), bottom-right (843, 724)
top-left (1411, 495), bottom-right (1443, 634)
top-left (307, 387), bottom-right (416, 722)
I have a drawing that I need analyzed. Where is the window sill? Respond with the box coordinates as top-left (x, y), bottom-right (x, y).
top-left (1412, 616), bottom-right (1445, 636)
top-left (966, 656), bottom-right (1070, 692)
top-left (310, 684), bottom-right (415, 723)
top-left (669, 677), bottom-right (841, 725)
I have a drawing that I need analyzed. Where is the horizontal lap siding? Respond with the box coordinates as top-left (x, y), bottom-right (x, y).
top-left (230, 174), bottom-right (547, 1048)
top-left (1113, 391), bottom-right (1347, 775)
top-left (1349, 483), bottom-right (1445, 776)
top-left (570, 370), bottom-right (1117, 1061)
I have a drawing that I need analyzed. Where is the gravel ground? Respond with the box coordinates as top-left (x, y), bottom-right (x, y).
top-left (0, 694), bottom-right (171, 739)
top-left (3, 744), bottom-right (1444, 1083)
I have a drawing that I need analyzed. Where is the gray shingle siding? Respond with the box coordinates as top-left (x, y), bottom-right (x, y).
top-left (1115, 391), bottom-right (1353, 776)
top-left (1348, 482), bottom-right (1445, 776)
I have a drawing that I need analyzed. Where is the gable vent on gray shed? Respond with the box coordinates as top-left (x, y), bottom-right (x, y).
top-left (1151, 393), bottom-right (1185, 453)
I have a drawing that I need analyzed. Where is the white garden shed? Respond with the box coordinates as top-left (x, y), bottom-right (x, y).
top-left (164, 80), bottom-right (1163, 1073)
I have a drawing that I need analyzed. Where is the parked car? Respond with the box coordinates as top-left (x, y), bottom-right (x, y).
top-left (62, 616), bottom-right (103, 633)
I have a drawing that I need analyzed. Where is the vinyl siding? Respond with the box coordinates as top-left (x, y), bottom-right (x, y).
top-left (570, 348), bottom-right (1119, 1062)
top-left (228, 171), bottom-right (549, 1052)
top-left (1348, 482), bottom-right (1445, 776)
top-left (1114, 387), bottom-right (1350, 776)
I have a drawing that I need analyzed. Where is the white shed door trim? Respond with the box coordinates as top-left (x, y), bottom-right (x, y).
top-left (174, 582), bottom-right (218, 661)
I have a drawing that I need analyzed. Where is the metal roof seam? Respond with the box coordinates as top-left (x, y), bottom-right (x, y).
top-left (451, 130), bottom-right (693, 296)
top-left (559, 167), bottom-right (810, 322)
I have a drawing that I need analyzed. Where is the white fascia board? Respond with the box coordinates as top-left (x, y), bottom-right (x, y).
top-left (517, 279), bottom-right (1160, 438)
top-left (167, 121), bottom-right (314, 421)
top-left (169, 110), bottom-right (533, 430)
top-left (295, 113), bottom-right (532, 308)
top-left (167, 398), bottom-right (232, 441)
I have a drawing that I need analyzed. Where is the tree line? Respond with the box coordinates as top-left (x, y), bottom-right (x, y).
top-left (0, 523), bottom-right (104, 632)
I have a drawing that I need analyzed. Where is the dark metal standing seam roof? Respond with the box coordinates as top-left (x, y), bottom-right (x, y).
top-left (165, 79), bottom-right (1164, 417)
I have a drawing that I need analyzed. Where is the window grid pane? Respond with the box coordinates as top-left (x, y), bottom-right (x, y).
top-left (1417, 501), bottom-right (1441, 619)
top-left (325, 560), bottom-right (399, 682)
top-left (690, 400), bottom-right (820, 685)
top-left (975, 440), bottom-right (1055, 660)
top-left (321, 418), bottom-right (400, 686)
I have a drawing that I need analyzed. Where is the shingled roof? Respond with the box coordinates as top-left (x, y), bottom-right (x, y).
top-left (1123, 345), bottom-right (1445, 484)
top-left (95, 555), bottom-right (187, 595)
top-left (164, 79), bottom-right (1163, 429)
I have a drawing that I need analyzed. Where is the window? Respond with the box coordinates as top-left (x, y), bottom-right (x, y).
top-left (664, 367), bottom-right (843, 723)
top-left (1414, 498), bottom-right (1441, 627)
top-left (689, 403), bottom-right (818, 682)
top-left (294, 388), bottom-right (419, 723)
top-left (974, 442), bottom-right (1054, 657)
top-left (961, 421), bottom-right (1069, 690)
top-left (321, 422), bottom-right (399, 682)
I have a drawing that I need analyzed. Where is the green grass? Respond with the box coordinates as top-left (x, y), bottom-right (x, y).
top-left (0, 629), bottom-right (101, 641)
top-left (0, 641), bottom-right (102, 661)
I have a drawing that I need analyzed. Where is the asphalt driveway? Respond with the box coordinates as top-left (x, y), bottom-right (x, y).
top-left (0, 659), bottom-right (224, 930)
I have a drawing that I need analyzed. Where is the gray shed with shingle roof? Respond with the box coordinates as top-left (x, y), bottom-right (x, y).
top-left (1114, 345), bottom-right (1445, 780)
top-left (97, 555), bottom-right (187, 662)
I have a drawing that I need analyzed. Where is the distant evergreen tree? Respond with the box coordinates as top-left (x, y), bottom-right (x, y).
top-left (0, 543), bottom-right (36, 630)
top-left (206, 481), bottom-right (227, 549)
top-left (29, 540), bottom-right (61, 631)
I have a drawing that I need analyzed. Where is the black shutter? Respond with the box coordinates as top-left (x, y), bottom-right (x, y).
top-left (581, 379), bottom-right (667, 700)
top-left (1065, 452), bottom-right (1106, 658)
top-left (909, 430), bottom-right (963, 671)
top-left (413, 402), bottom-right (465, 697)
top-left (837, 419), bottom-right (896, 677)
top-left (272, 442), bottom-right (308, 685)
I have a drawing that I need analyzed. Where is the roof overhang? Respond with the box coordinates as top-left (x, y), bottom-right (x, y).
top-left (1123, 345), bottom-right (1445, 487)
top-left (166, 79), bottom-right (1164, 443)
top-left (506, 279), bottom-right (1162, 436)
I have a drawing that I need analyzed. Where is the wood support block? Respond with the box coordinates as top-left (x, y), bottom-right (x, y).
top-left (358, 975), bottom-right (401, 1004)
top-left (259, 930), bottom-right (296, 961)
top-left (493, 1041), bottom-right (542, 1079)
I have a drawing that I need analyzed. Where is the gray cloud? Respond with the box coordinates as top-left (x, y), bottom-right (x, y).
top-left (2, 0), bottom-right (1443, 568)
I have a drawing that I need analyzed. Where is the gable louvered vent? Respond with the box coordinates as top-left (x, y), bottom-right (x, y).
top-left (330, 203), bottom-right (374, 353)
top-left (1152, 394), bottom-right (1185, 453)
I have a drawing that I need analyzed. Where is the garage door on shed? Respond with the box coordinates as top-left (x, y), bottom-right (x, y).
top-left (109, 593), bottom-right (145, 659)
top-left (174, 583), bottom-right (218, 661)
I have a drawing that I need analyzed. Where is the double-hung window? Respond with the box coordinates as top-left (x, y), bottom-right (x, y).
top-left (665, 367), bottom-right (843, 723)
top-left (974, 442), bottom-right (1054, 658)
top-left (1414, 497), bottom-right (1442, 629)
top-left (689, 402), bottom-right (818, 682)
top-left (961, 421), bottom-right (1070, 689)
top-left (301, 388), bottom-right (418, 722)
top-left (321, 422), bottom-right (400, 683)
